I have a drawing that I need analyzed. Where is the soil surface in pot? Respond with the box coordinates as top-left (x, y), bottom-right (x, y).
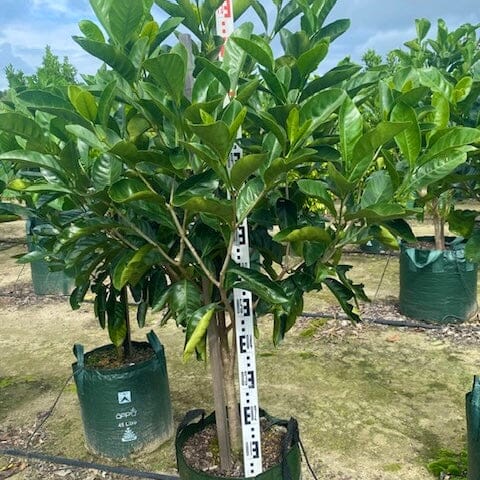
top-left (182, 418), bottom-right (288, 477)
top-left (84, 343), bottom-right (154, 369)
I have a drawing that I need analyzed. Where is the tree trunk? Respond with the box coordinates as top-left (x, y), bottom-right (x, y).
top-left (121, 287), bottom-right (132, 360)
top-left (207, 315), bottom-right (232, 469)
top-left (433, 211), bottom-right (446, 250)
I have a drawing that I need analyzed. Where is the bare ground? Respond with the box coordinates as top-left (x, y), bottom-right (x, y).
top-left (1, 220), bottom-right (479, 480)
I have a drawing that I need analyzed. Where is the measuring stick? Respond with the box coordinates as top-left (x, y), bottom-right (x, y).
top-left (216, 2), bottom-right (263, 477)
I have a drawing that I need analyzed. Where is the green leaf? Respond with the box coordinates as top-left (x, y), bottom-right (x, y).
top-left (0, 113), bottom-right (44, 144)
top-left (360, 171), bottom-right (394, 209)
top-left (297, 179), bottom-right (336, 216)
top-left (274, 226), bottom-right (331, 243)
top-left (228, 265), bottom-right (289, 304)
top-left (415, 18), bottom-right (431, 41)
top-left (410, 150), bottom-right (468, 192)
top-left (448, 209), bottom-right (478, 238)
top-left (231, 35), bottom-right (274, 71)
top-left (390, 102), bottom-right (421, 168)
top-left (314, 18), bottom-right (350, 42)
top-left (195, 57), bottom-right (230, 93)
top-left (324, 277), bottom-right (360, 323)
top-left (183, 304), bottom-right (217, 362)
top-left (109, 178), bottom-right (166, 203)
top-left (174, 196), bottom-right (234, 223)
top-left (419, 127), bottom-right (480, 164)
top-left (230, 154), bottom-right (267, 189)
top-left (223, 23), bottom-right (254, 92)
top-left (232, 0), bottom-right (253, 19)
top-left (109, 0), bottom-right (145, 46)
top-left (114, 245), bottom-right (161, 289)
top-left (73, 36), bottom-right (137, 83)
top-left (275, 198), bottom-right (297, 229)
top-left (0, 150), bottom-right (66, 179)
top-left (452, 76), bottom-right (473, 104)
top-left (338, 96), bottom-right (363, 172)
top-left (65, 125), bottom-right (105, 150)
top-left (107, 299), bottom-right (127, 347)
top-left (144, 53), bottom-right (186, 105)
top-left (346, 203), bottom-right (407, 222)
top-left (430, 92), bottom-right (450, 131)
top-left (349, 122), bottom-right (410, 182)
top-left (326, 162), bottom-right (353, 197)
top-left (79, 19), bottom-right (105, 42)
top-left (68, 86), bottom-right (98, 122)
top-left (237, 177), bottom-right (265, 222)
top-left (296, 41), bottom-right (329, 78)
top-left (300, 88), bottom-right (346, 131)
top-left (189, 121), bottom-right (232, 161)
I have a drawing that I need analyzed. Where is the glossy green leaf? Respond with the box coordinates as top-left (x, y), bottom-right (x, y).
top-left (349, 122), bottom-right (410, 182)
top-left (0, 150), bottom-right (65, 178)
top-left (297, 179), bottom-right (336, 215)
top-left (196, 57), bottom-right (230, 93)
top-left (65, 125), bottom-right (105, 150)
top-left (419, 127), bottom-right (480, 164)
top-left (360, 170), bottom-right (394, 209)
top-left (174, 196), bottom-right (233, 222)
top-left (448, 209), bottom-right (478, 238)
top-left (79, 19), bottom-right (105, 42)
top-left (109, 178), bottom-right (166, 203)
top-left (68, 86), bottom-right (98, 122)
top-left (107, 299), bottom-right (127, 347)
top-left (300, 88), bottom-right (346, 130)
top-left (391, 102), bottom-right (421, 168)
top-left (0, 113), bottom-right (44, 144)
top-left (189, 121), bottom-right (232, 161)
top-left (230, 35), bottom-right (274, 71)
top-left (430, 92), bottom-right (450, 131)
top-left (314, 18), bottom-right (350, 42)
top-left (237, 177), bottom-right (265, 222)
top-left (144, 53), bottom-right (186, 105)
top-left (296, 41), bottom-right (329, 78)
top-left (410, 151), bottom-right (468, 191)
top-left (415, 18), bottom-right (431, 41)
top-left (114, 245), bottom-right (162, 289)
top-left (228, 265), bottom-right (289, 304)
top-left (73, 36), bottom-right (137, 83)
top-left (109, 0), bottom-right (145, 46)
top-left (339, 96), bottom-right (363, 172)
top-left (230, 154), bottom-right (267, 189)
top-left (183, 304), bottom-right (217, 362)
top-left (274, 226), bottom-right (331, 243)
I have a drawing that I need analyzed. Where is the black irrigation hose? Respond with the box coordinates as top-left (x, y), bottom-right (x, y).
top-left (0, 447), bottom-right (179, 480)
top-left (301, 311), bottom-right (444, 330)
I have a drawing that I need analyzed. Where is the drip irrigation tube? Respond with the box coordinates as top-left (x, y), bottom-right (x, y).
top-left (301, 311), bottom-right (443, 330)
top-left (0, 447), bottom-right (179, 480)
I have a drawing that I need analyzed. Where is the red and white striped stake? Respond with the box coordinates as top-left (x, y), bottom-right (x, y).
top-left (216, 1), bottom-right (263, 477)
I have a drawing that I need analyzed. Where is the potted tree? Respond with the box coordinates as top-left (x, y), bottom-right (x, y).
top-left (0, 0), bottom-right (416, 474)
top-left (376, 22), bottom-right (480, 322)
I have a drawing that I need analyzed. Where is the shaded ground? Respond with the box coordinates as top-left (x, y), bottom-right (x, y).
top-left (1, 220), bottom-right (479, 479)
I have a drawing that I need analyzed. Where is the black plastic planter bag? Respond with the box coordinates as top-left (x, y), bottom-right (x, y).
top-left (72, 331), bottom-right (173, 459)
top-left (399, 237), bottom-right (478, 323)
top-left (26, 219), bottom-right (74, 295)
top-left (176, 409), bottom-right (301, 480)
top-left (467, 376), bottom-right (480, 479)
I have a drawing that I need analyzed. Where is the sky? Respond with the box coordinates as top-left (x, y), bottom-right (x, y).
top-left (0, 0), bottom-right (479, 90)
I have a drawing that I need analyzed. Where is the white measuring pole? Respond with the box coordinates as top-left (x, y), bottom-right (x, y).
top-left (216, 2), bottom-right (263, 477)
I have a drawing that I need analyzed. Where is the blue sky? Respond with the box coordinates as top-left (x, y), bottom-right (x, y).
top-left (0, 0), bottom-right (479, 90)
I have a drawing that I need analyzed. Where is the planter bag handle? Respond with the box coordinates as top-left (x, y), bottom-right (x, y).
top-left (468, 376), bottom-right (480, 442)
top-left (281, 417), bottom-right (300, 480)
top-left (405, 248), bottom-right (443, 269)
top-left (176, 409), bottom-right (206, 441)
top-left (146, 330), bottom-right (164, 360)
top-left (73, 343), bottom-right (85, 369)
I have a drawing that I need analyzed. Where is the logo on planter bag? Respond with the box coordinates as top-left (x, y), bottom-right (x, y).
top-left (121, 427), bottom-right (138, 443)
top-left (117, 391), bottom-right (131, 404)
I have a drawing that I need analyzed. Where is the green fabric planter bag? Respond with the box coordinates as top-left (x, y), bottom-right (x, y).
top-left (176, 409), bottom-right (301, 480)
top-left (467, 376), bottom-right (480, 480)
top-left (399, 237), bottom-right (478, 323)
top-left (26, 219), bottom-right (74, 295)
top-left (72, 331), bottom-right (173, 459)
